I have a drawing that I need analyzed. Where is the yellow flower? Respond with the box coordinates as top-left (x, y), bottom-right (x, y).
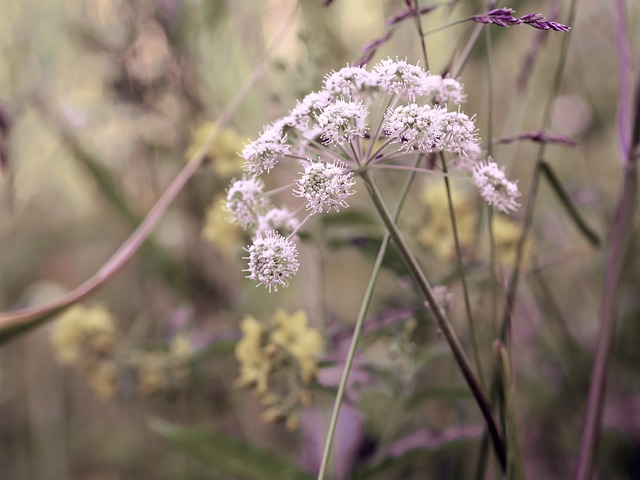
top-left (51, 304), bottom-right (116, 365)
top-left (201, 195), bottom-right (243, 255)
top-left (234, 315), bottom-right (271, 395)
top-left (270, 309), bottom-right (324, 383)
top-left (417, 182), bottom-right (477, 261)
top-left (185, 122), bottom-right (244, 178)
top-left (136, 352), bottom-right (168, 396)
top-left (486, 215), bottom-right (534, 268)
top-left (86, 361), bottom-right (118, 401)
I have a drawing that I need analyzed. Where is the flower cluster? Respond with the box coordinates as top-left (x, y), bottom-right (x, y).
top-left (51, 304), bottom-right (196, 400)
top-left (234, 309), bottom-right (324, 431)
top-left (227, 58), bottom-right (520, 290)
top-left (417, 179), bottom-right (532, 267)
top-left (51, 304), bottom-right (119, 400)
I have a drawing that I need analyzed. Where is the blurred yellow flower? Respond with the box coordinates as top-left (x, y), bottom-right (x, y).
top-left (86, 361), bottom-right (118, 401)
top-left (185, 121), bottom-right (244, 178)
top-left (234, 315), bottom-right (271, 395)
top-left (136, 352), bottom-right (168, 396)
top-left (201, 195), bottom-right (243, 255)
top-left (271, 309), bottom-right (324, 383)
top-left (486, 215), bottom-right (534, 269)
top-left (417, 181), bottom-right (477, 261)
top-left (51, 304), bottom-right (116, 365)
top-left (234, 310), bottom-right (324, 430)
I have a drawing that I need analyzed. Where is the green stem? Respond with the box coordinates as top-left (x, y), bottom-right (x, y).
top-left (316, 158), bottom-right (423, 480)
top-left (361, 169), bottom-right (506, 472)
top-left (439, 154), bottom-right (486, 390)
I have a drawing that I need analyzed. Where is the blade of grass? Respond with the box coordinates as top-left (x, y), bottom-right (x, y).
top-left (539, 161), bottom-right (600, 247)
top-left (574, 58), bottom-right (640, 480)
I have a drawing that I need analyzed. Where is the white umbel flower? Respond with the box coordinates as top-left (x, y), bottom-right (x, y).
top-left (373, 58), bottom-right (429, 100)
top-left (316, 98), bottom-right (368, 145)
top-left (472, 160), bottom-right (521, 213)
top-left (323, 65), bottom-right (379, 98)
top-left (226, 176), bottom-right (267, 230)
top-left (256, 207), bottom-right (299, 234)
top-left (244, 230), bottom-right (300, 291)
top-left (383, 103), bottom-right (447, 152)
top-left (441, 110), bottom-right (481, 162)
top-left (289, 91), bottom-right (332, 131)
top-left (242, 124), bottom-right (291, 176)
top-left (294, 160), bottom-right (356, 214)
top-left (423, 75), bottom-right (467, 105)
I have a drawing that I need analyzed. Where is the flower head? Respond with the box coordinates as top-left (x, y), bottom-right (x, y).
top-left (472, 160), bottom-right (521, 213)
top-left (289, 91), bottom-right (332, 131)
top-left (316, 98), bottom-right (368, 145)
top-left (383, 103), bottom-right (447, 152)
top-left (244, 230), bottom-right (300, 291)
top-left (235, 315), bottom-right (271, 394)
top-left (257, 207), bottom-right (299, 235)
top-left (373, 58), bottom-right (429, 100)
top-left (423, 75), bottom-right (467, 105)
top-left (225, 176), bottom-right (268, 230)
top-left (442, 110), bottom-right (481, 160)
top-left (294, 160), bottom-right (355, 213)
top-left (242, 124), bottom-right (291, 175)
top-left (323, 65), bottom-right (379, 99)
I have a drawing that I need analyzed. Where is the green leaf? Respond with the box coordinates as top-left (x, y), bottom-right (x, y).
top-left (149, 419), bottom-right (314, 480)
top-left (539, 161), bottom-right (600, 247)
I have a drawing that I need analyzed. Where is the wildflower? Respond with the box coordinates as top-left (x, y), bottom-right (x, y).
top-left (257, 207), bottom-right (299, 234)
top-left (373, 57), bottom-right (429, 100)
top-left (225, 176), bottom-right (268, 230)
top-left (136, 353), bottom-right (168, 395)
top-left (185, 122), bottom-right (244, 177)
top-left (234, 310), bottom-right (323, 430)
top-left (51, 304), bottom-right (116, 365)
top-left (484, 215), bottom-right (534, 268)
top-left (323, 65), bottom-right (379, 99)
top-left (202, 195), bottom-right (243, 255)
top-left (424, 75), bottom-right (467, 105)
top-left (289, 91), bottom-right (331, 131)
top-left (316, 98), bottom-right (368, 145)
top-left (244, 231), bottom-right (300, 292)
top-left (417, 181), bottom-right (477, 261)
top-left (383, 103), bottom-right (446, 152)
top-left (472, 160), bottom-right (521, 213)
top-left (242, 124), bottom-right (291, 175)
top-left (442, 110), bottom-right (481, 160)
top-left (270, 309), bottom-right (324, 383)
top-left (294, 159), bottom-right (355, 214)
top-left (234, 315), bottom-right (271, 394)
top-left (86, 361), bottom-right (118, 401)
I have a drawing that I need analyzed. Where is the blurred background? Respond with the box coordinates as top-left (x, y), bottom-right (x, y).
top-left (0, 0), bottom-right (639, 478)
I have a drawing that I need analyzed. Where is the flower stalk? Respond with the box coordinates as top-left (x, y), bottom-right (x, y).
top-left (360, 168), bottom-right (506, 471)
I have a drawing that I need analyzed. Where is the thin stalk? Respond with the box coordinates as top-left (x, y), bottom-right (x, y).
top-left (574, 63), bottom-right (640, 480)
top-left (440, 153), bottom-right (486, 390)
top-left (361, 169), bottom-right (506, 471)
top-left (412, 0), bottom-right (430, 70)
top-left (317, 158), bottom-right (423, 480)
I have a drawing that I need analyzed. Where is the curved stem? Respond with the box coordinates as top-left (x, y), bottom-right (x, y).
top-left (361, 169), bottom-right (506, 471)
